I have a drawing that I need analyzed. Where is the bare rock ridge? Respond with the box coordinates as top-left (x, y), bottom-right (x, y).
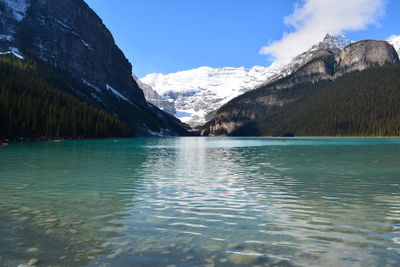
top-left (267, 34), bottom-right (352, 83)
top-left (0, 0), bottom-right (188, 136)
top-left (201, 40), bottom-right (400, 136)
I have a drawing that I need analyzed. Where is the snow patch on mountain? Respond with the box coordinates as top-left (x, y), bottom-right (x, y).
top-left (2, 0), bottom-right (30, 21)
top-left (388, 35), bottom-right (400, 59)
top-left (82, 79), bottom-right (100, 92)
top-left (106, 83), bottom-right (133, 104)
top-left (0, 34), bottom-right (12, 41)
top-left (81, 38), bottom-right (93, 51)
top-left (0, 46), bottom-right (23, 59)
top-left (141, 34), bottom-right (352, 128)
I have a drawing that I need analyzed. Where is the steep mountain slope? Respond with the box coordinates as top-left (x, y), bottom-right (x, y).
top-left (201, 40), bottom-right (400, 136)
top-left (255, 64), bottom-right (400, 137)
top-left (133, 75), bottom-right (176, 115)
top-left (0, 0), bottom-right (189, 136)
top-left (0, 56), bottom-right (131, 139)
top-left (141, 34), bottom-right (351, 128)
top-left (0, 0), bottom-right (28, 55)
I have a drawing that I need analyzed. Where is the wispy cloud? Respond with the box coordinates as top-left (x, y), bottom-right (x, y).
top-left (261, 0), bottom-right (386, 66)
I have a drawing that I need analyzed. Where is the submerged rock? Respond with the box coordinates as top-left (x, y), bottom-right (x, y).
top-left (100, 242), bottom-right (110, 248)
top-left (28, 258), bottom-right (40, 265)
top-left (88, 249), bottom-right (106, 254)
top-left (228, 250), bottom-right (262, 265)
top-left (203, 244), bottom-right (222, 251)
top-left (185, 256), bottom-right (194, 261)
top-left (26, 247), bottom-right (40, 253)
top-left (205, 258), bottom-right (214, 264)
top-left (44, 218), bottom-right (58, 223)
top-left (226, 242), bottom-right (241, 249)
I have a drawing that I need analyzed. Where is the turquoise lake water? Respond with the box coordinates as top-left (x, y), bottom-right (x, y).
top-left (1, 137), bottom-right (400, 266)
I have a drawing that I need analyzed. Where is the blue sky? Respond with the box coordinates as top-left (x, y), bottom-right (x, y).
top-left (84, 0), bottom-right (400, 77)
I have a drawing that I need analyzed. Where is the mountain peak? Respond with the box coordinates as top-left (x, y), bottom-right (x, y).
top-left (322, 33), bottom-right (351, 48)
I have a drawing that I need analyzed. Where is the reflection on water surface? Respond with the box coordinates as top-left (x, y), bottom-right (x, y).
top-left (0, 137), bottom-right (400, 266)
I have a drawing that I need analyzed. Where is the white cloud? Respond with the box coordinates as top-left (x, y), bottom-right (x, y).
top-left (261, 0), bottom-right (386, 66)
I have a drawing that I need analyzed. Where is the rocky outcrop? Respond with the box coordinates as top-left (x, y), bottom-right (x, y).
top-left (133, 75), bottom-right (176, 115)
top-left (202, 40), bottom-right (400, 136)
top-left (0, 0), bottom-right (189, 136)
top-left (266, 34), bottom-right (351, 83)
top-left (334, 40), bottom-right (399, 76)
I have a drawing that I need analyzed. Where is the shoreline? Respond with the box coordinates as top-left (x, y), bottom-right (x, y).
top-left (0, 136), bottom-right (124, 144)
top-left (2, 135), bottom-right (400, 146)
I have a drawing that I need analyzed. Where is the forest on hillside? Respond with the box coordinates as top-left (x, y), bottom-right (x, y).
top-left (0, 56), bottom-right (131, 140)
top-left (225, 64), bottom-right (400, 137)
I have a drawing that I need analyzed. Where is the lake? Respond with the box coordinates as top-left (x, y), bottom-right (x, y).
top-left (1, 137), bottom-right (400, 266)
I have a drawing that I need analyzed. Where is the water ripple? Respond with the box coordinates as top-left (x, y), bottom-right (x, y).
top-left (1, 137), bottom-right (400, 266)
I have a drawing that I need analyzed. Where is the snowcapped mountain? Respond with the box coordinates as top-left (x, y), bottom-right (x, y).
top-left (388, 35), bottom-right (400, 58)
top-left (141, 34), bottom-right (351, 128)
top-left (141, 65), bottom-right (282, 127)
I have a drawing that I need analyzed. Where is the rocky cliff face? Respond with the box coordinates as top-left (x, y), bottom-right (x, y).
top-left (133, 75), bottom-right (176, 115)
top-left (12, 0), bottom-right (145, 102)
top-left (334, 40), bottom-right (399, 76)
top-left (0, 0), bottom-right (188, 136)
top-left (201, 40), bottom-right (400, 136)
top-left (0, 0), bottom-right (28, 57)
